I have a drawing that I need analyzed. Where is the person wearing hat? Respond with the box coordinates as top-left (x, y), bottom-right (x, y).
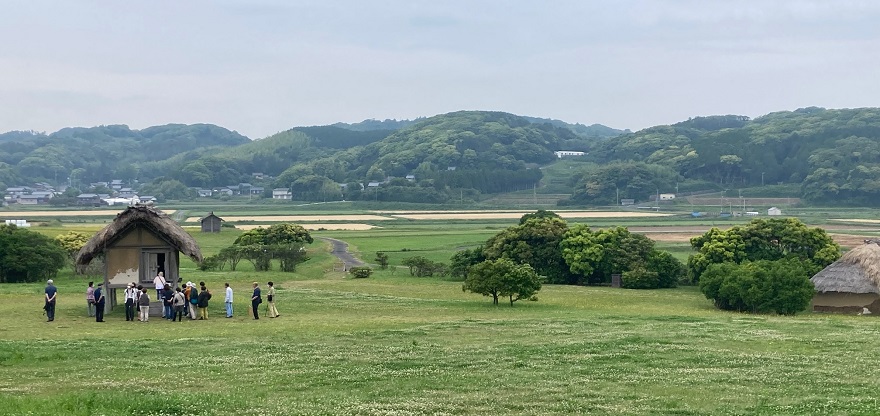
top-left (94, 283), bottom-right (106, 322)
top-left (250, 282), bottom-right (262, 320)
top-left (186, 282), bottom-right (199, 320)
top-left (44, 279), bottom-right (57, 322)
top-left (123, 282), bottom-right (138, 321)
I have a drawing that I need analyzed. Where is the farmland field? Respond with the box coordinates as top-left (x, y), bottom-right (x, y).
top-left (4, 208), bottom-right (880, 415)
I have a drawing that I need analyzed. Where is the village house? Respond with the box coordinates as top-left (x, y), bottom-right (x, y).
top-left (272, 188), bottom-right (292, 199)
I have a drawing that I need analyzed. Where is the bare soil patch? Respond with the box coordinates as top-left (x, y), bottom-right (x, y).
top-left (391, 211), bottom-right (673, 220)
top-left (0, 209), bottom-right (175, 218)
top-left (185, 215), bottom-right (392, 222)
top-left (234, 223), bottom-right (379, 231)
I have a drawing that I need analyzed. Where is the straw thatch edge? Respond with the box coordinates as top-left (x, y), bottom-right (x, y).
top-left (75, 205), bottom-right (203, 266)
top-left (811, 241), bottom-right (880, 294)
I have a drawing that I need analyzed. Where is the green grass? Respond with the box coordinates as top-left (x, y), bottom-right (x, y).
top-left (6, 270), bottom-right (880, 415)
top-left (6, 220), bottom-right (880, 415)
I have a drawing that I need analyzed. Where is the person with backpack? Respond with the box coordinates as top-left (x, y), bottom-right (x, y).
top-left (197, 285), bottom-right (211, 320)
top-left (250, 282), bottom-right (262, 320)
top-left (153, 271), bottom-right (166, 299)
top-left (162, 284), bottom-right (175, 320)
top-left (185, 282), bottom-right (198, 320)
top-left (171, 287), bottom-right (186, 322)
top-left (138, 287), bottom-right (151, 322)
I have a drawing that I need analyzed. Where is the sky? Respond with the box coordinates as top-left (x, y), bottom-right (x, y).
top-left (1, 0), bottom-right (879, 139)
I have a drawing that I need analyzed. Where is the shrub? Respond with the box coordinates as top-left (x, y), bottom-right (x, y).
top-left (349, 266), bottom-right (373, 278)
top-left (699, 259), bottom-right (814, 315)
top-left (621, 267), bottom-right (659, 289)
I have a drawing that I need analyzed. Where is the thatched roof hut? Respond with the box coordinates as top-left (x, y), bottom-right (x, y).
top-left (76, 205), bottom-right (203, 267)
top-left (76, 205), bottom-right (203, 315)
top-left (811, 240), bottom-right (880, 314)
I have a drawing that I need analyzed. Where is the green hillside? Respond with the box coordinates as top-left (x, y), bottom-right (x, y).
top-left (0, 124), bottom-right (249, 188)
top-left (582, 108), bottom-right (880, 205)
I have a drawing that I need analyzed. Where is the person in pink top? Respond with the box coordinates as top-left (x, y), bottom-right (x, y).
top-left (86, 281), bottom-right (96, 317)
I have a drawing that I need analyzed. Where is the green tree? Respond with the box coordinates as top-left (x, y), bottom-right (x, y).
top-left (349, 266), bottom-right (373, 278)
top-left (449, 246), bottom-right (485, 280)
top-left (687, 218), bottom-right (839, 282)
top-left (699, 259), bottom-right (814, 315)
top-left (374, 252), bottom-right (389, 269)
top-left (484, 217), bottom-right (571, 284)
top-left (0, 225), bottom-right (66, 283)
top-left (463, 258), bottom-right (542, 306)
top-left (231, 224), bottom-right (313, 272)
top-left (519, 209), bottom-right (561, 225)
top-left (54, 231), bottom-right (90, 272)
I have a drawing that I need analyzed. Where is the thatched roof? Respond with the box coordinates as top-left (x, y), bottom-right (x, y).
top-left (76, 205), bottom-right (203, 266)
top-left (811, 241), bottom-right (880, 294)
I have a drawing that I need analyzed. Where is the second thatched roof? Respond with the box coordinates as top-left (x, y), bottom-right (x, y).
top-left (811, 241), bottom-right (880, 294)
top-left (75, 205), bottom-right (203, 266)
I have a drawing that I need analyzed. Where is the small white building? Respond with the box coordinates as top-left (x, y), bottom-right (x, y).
top-left (554, 151), bottom-right (586, 158)
top-left (659, 193), bottom-right (676, 201)
top-left (272, 188), bottom-right (292, 200)
top-left (768, 207), bottom-right (782, 216)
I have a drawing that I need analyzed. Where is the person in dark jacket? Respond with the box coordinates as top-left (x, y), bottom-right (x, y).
top-left (162, 285), bottom-right (175, 319)
top-left (251, 282), bottom-right (262, 320)
top-left (94, 283), bottom-right (106, 322)
top-left (138, 287), bottom-right (151, 322)
top-left (197, 285), bottom-right (211, 320)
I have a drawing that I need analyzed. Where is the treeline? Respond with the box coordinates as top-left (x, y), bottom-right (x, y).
top-left (0, 124), bottom-right (249, 189)
top-left (584, 107), bottom-right (880, 205)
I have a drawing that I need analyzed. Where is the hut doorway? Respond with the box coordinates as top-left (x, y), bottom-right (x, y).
top-left (140, 250), bottom-right (169, 285)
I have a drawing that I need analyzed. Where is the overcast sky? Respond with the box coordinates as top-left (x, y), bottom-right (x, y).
top-left (1, 0), bottom-right (878, 139)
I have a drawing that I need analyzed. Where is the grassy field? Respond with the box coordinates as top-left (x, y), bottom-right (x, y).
top-left (4, 218), bottom-right (880, 415)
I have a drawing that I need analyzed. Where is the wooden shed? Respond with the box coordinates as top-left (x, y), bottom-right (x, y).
top-left (75, 205), bottom-right (203, 311)
top-left (811, 240), bottom-right (880, 314)
top-left (200, 212), bottom-right (224, 233)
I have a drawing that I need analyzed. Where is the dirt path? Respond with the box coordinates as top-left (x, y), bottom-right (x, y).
top-left (317, 237), bottom-right (365, 268)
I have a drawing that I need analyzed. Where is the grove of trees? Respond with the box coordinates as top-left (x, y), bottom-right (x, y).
top-left (0, 225), bottom-right (66, 283)
top-left (687, 218), bottom-right (839, 314)
top-left (451, 211), bottom-right (685, 290)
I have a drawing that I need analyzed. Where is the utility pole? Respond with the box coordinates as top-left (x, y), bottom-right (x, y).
top-left (761, 172), bottom-right (765, 187)
top-left (656, 188), bottom-right (660, 212)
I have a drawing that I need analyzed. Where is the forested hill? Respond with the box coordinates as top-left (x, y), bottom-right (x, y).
top-left (260, 111), bottom-right (596, 202)
top-left (0, 124), bottom-right (249, 188)
top-left (578, 107), bottom-right (880, 205)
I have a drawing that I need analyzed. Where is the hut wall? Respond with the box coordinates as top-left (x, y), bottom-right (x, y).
top-left (201, 217), bottom-right (222, 233)
top-left (812, 292), bottom-right (880, 313)
top-left (104, 226), bottom-right (173, 288)
top-left (106, 247), bottom-right (140, 287)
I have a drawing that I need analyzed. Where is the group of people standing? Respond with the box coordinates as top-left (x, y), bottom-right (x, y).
top-left (43, 277), bottom-right (282, 322)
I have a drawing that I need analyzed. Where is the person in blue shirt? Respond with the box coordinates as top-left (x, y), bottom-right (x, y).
top-left (44, 280), bottom-right (57, 322)
top-left (94, 283), bottom-right (106, 322)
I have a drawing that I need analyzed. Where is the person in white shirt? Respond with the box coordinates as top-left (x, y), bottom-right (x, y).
top-left (224, 282), bottom-right (234, 318)
top-left (124, 282), bottom-right (138, 321)
top-left (153, 271), bottom-right (166, 299)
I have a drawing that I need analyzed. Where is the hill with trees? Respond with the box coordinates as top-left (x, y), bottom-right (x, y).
top-left (6, 107), bottom-right (880, 206)
top-left (580, 107), bottom-right (880, 205)
top-left (0, 124), bottom-right (249, 189)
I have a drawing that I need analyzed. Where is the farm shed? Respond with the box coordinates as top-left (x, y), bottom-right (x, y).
top-left (200, 212), bottom-right (224, 233)
top-left (811, 240), bottom-right (880, 314)
top-left (75, 205), bottom-right (203, 312)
